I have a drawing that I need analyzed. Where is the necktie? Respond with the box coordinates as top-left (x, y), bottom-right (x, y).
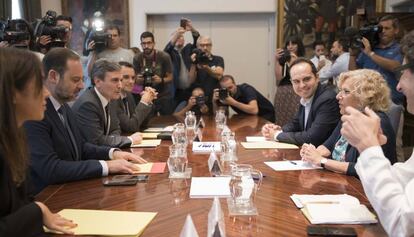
top-left (58, 106), bottom-right (80, 161)
top-left (104, 105), bottom-right (110, 135)
top-left (122, 97), bottom-right (130, 117)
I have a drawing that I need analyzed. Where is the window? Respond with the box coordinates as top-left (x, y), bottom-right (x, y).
top-left (11, 0), bottom-right (22, 19)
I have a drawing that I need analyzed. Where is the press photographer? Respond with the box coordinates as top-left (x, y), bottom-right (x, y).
top-left (0, 19), bottom-right (34, 49)
top-left (213, 75), bottom-right (275, 122)
top-left (173, 87), bottom-right (209, 120)
top-left (188, 35), bottom-right (224, 109)
top-left (349, 15), bottom-right (404, 105)
top-left (133, 31), bottom-right (174, 115)
top-left (34, 11), bottom-right (71, 52)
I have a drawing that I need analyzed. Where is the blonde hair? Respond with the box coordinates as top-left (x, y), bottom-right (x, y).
top-left (338, 69), bottom-right (390, 112)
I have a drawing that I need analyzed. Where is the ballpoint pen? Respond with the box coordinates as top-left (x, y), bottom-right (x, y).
top-left (283, 158), bottom-right (297, 165)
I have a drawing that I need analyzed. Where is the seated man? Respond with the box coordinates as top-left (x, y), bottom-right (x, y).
top-left (72, 59), bottom-right (142, 147)
top-left (213, 75), bottom-right (275, 122)
top-left (319, 38), bottom-right (350, 83)
top-left (24, 48), bottom-right (146, 193)
top-left (262, 58), bottom-right (340, 146)
top-left (173, 87), bottom-right (209, 120)
top-left (115, 61), bottom-right (157, 133)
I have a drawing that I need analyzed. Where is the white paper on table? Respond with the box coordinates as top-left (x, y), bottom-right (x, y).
top-left (290, 194), bottom-right (361, 209)
top-left (241, 141), bottom-right (299, 149)
top-left (245, 136), bottom-right (267, 142)
top-left (264, 160), bottom-right (322, 171)
top-left (189, 177), bottom-right (231, 198)
top-left (303, 203), bottom-right (377, 224)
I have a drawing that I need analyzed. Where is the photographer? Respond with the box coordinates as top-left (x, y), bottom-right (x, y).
top-left (349, 15), bottom-right (404, 105)
top-left (87, 25), bottom-right (134, 74)
top-left (133, 31), bottom-right (174, 115)
top-left (37, 15), bottom-right (73, 53)
top-left (319, 38), bottom-right (350, 83)
top-left (164, 18), bottom-right (199, 105)
top-left (188, 36), bottom-right (224, 109)
top-left (173, 87), bottom-right (209, 120)
top-left (213, 75), bottom-right (275, 122)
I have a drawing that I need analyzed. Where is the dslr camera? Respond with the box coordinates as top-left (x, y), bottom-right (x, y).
top-left (347, 24), bottom-right (383, 49)
top-left (141, 66), bottom-right (154, 87)
top-left (0, 19), bottom-right (31, 48)
top-left (278, 49), bottom-right (291, 65)
top-left (195, 95), bottom-right (205, 107)
top-left (34, 10), bottom-right (68, 48)
top-left (219, 88), bottom-right (229, 101)
top-left (192, 48), bottom-right (211, 65)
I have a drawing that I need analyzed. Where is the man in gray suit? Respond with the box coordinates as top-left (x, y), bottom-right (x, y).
top-left (115, 61), bottom-right (157, 133)
top-left (72, 59), bottom-right (142, 148)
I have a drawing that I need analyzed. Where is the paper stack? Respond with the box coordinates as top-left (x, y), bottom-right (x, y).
top-left (290, 194), bottom-right (377, 224)
top-left (131, 139), bottom-right (162, 148)
top-left (189, 177), bottom-right (231, 198)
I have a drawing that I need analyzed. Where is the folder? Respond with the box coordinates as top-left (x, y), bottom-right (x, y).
top-left (44, 209), bottom-right (157, 236)
top-left (142, 133), bottom-right (159, 139)
top-left (133, 162), bottom-right (166, 174)
top-left (131, 139), bottom-right (162, 148)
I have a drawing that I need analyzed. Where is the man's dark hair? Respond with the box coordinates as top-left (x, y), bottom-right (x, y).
top-left (289, 57), bottom-right (318, 76)
top-left (401, 30), bottom-right (414, 73)
top-left (105, 25), bottom-right (121, 35)
top-left (313, 40), bottom-right (325, 50)
top-left (140, 31), bottom-right (154, 42)
top-left (90, 59), bottom-right (121, 85)
top-left (56, 15), bottom-right (73, 23)
top-left (220, 74), bottom-right (235, 84)
top-left (379, 15), bottom-right (399, 29)
top-left (337, 37), bottom-right (350, 52)
top-left (119, 61), bottom-right (134, 69)
top-left (43, 47), bottom-right (80, 78)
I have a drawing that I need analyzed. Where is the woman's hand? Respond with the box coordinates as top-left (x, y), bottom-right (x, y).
top-left (35, 202), bottom-right (77, 235)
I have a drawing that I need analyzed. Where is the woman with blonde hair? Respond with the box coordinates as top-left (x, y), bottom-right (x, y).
top-left (300, 69), bottom-right (396, 176)
top-left (0, 48), bottom-right (76, 235)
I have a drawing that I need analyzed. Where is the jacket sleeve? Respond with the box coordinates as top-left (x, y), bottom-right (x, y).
top-left (0, 202), bottom-right (44, 236)
top-left (117, 100), bottom-right (152, 133)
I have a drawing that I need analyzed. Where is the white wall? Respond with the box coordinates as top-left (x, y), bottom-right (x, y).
top-left (128, 0), bottom-right (276, 47)
top-left (40, 0), bottom-right (61, 16)
top-left (385, 0), bottom-right (406, 12)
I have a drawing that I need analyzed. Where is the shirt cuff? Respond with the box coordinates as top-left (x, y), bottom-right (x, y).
top-left (127, 137), bottom-right (134, 144)
top-left (274, 131), bottom-right (283, 141)
top-left (99, 160), bottom-right (109, 176)
top-left (109, 148), bottom-right (119, 160)
top-left (358, 145), bottom-right (383, 164)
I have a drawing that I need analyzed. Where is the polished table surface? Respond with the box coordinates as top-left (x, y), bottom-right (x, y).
top-left (36, 115), bottom-right (386, 237)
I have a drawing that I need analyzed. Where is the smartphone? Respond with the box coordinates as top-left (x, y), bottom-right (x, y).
top-left (103, 179), bottom-right (138, 186)
top-left (180, 18), bottom-right (188, 28)
top-left (307, 226), bottom-right (357, 237)
top-left (112, 175), bottom-right (149, 182)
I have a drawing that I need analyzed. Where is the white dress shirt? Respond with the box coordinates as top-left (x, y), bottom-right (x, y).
top-left (355, 146), bottom-right (414, 237)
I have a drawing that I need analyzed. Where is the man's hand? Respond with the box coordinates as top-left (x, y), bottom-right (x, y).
top-left (113, 150), bottom-right (147, 164)
top-left (39, 35), bottom-right (52, 46)
top-left (361, 37), bottom-right (373, 56)
top-left (341, 106), bottom-right (386, 153)
top-left (129, 132), bottom-right (143, 145)
top-left (152, 74), bottom-right (163, 84)
top-left (106, 159), bottom-right (140, 174)
top-left (141, 87), bottom-right (157, 104)
top-left (87, 40), bottom-right (95, 51)
top-left (261, 123), bottom-right (282, 140)
top-left (221, 95), bottom-right (236, 106)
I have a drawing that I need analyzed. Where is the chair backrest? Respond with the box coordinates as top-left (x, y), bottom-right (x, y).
top-left (386, 102), bottom-right (404, 135)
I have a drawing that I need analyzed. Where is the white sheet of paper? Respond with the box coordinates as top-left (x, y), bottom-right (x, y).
top-left (290, 194), bottom-right (361, 209)
top-left (245, 136), bottom-right (266, 142)
top-left (241, 141), bottom-right (299, 149)
top-left (131, 139), bottom-right (161, 148)
top-left (264, 160), bottom-right (322, 171)
top-left (303, 203), bottom-right (377, 224)
top-left (190, 177), bottom-right (231, 198)
top-left (192, 142), bottom-right (221, 153)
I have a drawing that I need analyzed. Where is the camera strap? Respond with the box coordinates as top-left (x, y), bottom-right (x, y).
top-left (142, 49), bottom-right (157, 69)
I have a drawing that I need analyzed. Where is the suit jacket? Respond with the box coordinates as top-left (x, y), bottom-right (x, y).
top-left (115, 92), bottom-right (152, 133)
top-left (72, 87), bottom-right (132, 148)
top-left (278, 84), bottom-right (340, 146)
top-left (323, 112), bottom-right (396, 177)
top-left (24, 98), bottom-right (111, 194)
top-left (0, 152), bottom-right (44, 236)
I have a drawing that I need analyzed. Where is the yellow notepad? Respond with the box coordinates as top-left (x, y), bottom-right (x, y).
top-left (142, 133), bottom-right (159, 139)
top-left (45, 209), bottom-right (157, 236)
top-left (131, 139), bottom-right (162, 148)
top-left (241, 141), bottom-right (298, 149)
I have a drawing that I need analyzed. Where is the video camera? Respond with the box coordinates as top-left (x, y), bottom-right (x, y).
top-left (89, 18), bottom-right (111, 52)
top-left (0, 19), bottom-right (31, 48)
top-left (142, 66), bottom-right (154, 87)
top-left (345, 25), bottom-right (383, 49)
top-left (192, 48), bottom-right (211, 65)
top-left (34, 10), bottom-right (68, 48)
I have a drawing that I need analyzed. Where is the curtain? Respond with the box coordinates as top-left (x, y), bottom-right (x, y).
top-left (0, 0), bottom-right (12, 20)
top-left (20, 0), bottom-right (41, 22)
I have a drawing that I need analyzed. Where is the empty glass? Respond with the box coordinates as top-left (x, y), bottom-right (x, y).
top-left (172, 123), bottom-right (187, 146)
top-left (215, 109), bottom-right (227, 130)
top-left (185, 111), bottom-right (197, 144)
top-left (167, 144), bottom-right (188, 178)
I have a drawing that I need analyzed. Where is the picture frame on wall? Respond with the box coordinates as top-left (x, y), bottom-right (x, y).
top-left (61, 0), bottom-right (130, 55)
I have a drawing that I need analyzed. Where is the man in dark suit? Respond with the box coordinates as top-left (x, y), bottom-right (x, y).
top-left (262, 58), bottom-right (340, 146)
top-left (72, 59), bottom-right (143, 147)
top-left (115, 61), bottom-right (156, 133)
top-left (24, 48), bottom-right (146, 194)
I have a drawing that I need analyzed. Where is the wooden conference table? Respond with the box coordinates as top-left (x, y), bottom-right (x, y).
top-left (36, 115), bottom-right (386, 237)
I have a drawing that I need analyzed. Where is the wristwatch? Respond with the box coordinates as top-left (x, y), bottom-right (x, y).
top-left (320, 158), bottom-right (328, 168)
